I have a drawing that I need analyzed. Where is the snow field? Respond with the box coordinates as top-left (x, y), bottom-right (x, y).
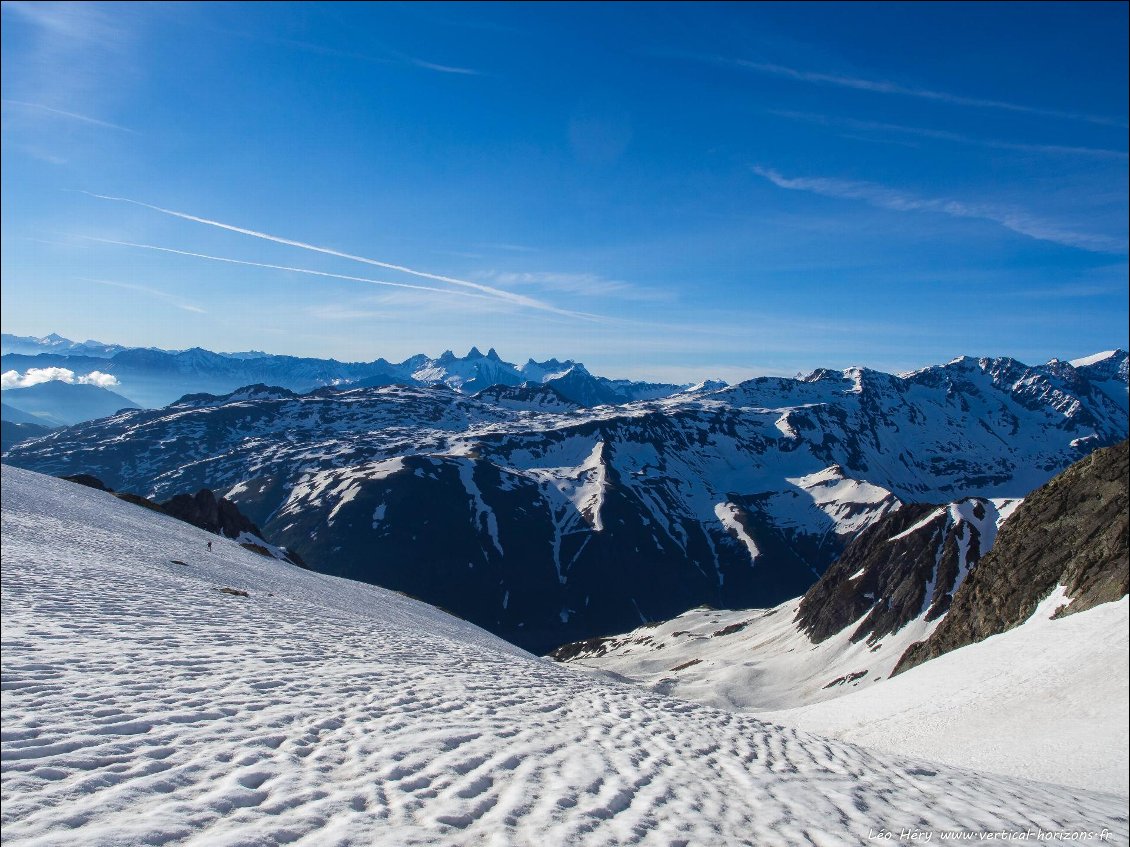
top-left (764, 589), bottom-right (1130, 795)
top-left (2, 466), bottom-right (1126, 846)
top-left (567, 578), bottom-right (1128, 794)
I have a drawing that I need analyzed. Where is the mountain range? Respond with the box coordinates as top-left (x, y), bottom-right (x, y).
top-left (1, 333), bottom-right (698, 409)
top-left (5, 347), bottom-right (1126, 653)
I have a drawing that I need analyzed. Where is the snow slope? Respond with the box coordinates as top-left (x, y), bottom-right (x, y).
top-left (563, 591), bottom-right (1128, 795)
top-left (764, 590), bottom-right (1130, 796)
top-left (563, 600), bottom-right (936, 713)
top-left (3, 464), bottom-right (1126, 846)
top-left (559, 496), bottom-right (1022, 713)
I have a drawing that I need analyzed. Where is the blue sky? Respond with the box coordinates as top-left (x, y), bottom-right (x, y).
top-left (2, 1), bottom-right (1127, 382)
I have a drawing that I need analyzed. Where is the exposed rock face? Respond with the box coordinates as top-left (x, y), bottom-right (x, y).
top-left (58, 474), bottom-right (270, 547)
top-left (159, 489), bottom-right (263, 540)
top-left (894, 439), bottom-right (1129, 675)
top-left (797, 498), bottom-right (1008, 644)
top-left (60, 473), bottom-right (111, 491)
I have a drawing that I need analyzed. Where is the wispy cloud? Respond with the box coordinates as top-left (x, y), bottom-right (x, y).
top-left (1, 99), bottom-right (134, 132)
top-left (216, 27), bottom-right (483, 76)
top-left (80, 193), bottom-right (598, 319)
top-left (82, 237), bottom-right (607, 322)
top-left (752, 166), bottom-right (1129, 254)
top-left (305, 303), bottom-right (396, 321)
top-left (484, 270), bottom-right (670, 301)
top-left (1010, 281), bottom-right (1130, 299)
top-left (478, 242), bottom-right (538, 253)
top-left (772, 110), bottom-right (1129, 160)
top-left (406, 57), bottom-right (481, 76)
top-left (720, 58), bottom-right (1128, 128)
top-left (1, 2), bottom-right (140, 122)
top-left (79, 277), bottom-right (206, 313)
top-left (82, 238), bottom-right (508, 305)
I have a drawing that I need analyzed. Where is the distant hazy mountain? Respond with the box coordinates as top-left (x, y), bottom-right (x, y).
top-left (1, 334), bottom-right (701, 408)
top-left (1, 381), bottom-right (140, 427)
top-left (0, 332), bottom-right (130, 358)
top-left (7, 350), bottom-right (1126, 652)
top-left (1, 401), bottom-right (55, 452)
top-left (1, 402), bottom-right (45, 426)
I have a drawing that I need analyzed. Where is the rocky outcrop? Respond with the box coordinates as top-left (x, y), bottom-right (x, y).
top-left (797, 498), bottom-right (1004, 644)
top-left (60, 473), bottom-right (111, 491)
top-left (56, 474), bottom-right (303, 566)
top-left (894, 439), bottom-right (1129, 675)
top-left (159, 489), bottom-right (263, 539)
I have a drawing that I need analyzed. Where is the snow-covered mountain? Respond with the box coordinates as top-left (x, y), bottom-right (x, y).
top-left (894, 437), bottom-right (1128, 673)
top-left (0, 404), bottom-right (54, 453)
top-left (2, 464), bottom-right (1125, 845)
top-left (1, 335), bottom-right (695, 408)
top-left (552, 494), bottom-right (1022, 711)
top-left (5, 352), bottom-right (1127, 653)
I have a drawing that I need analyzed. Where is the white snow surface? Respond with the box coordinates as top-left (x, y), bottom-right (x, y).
top-left (567, 598), bottom-right (943, 715)
top-left (713, 502), bottom-right (759, 564)
top-left (1069, 350), bottom-right (1121, 368)
top-left (567, 591), bottom-right (1128, 797)
top-left (765, 590), bottom-right (1130, 796)
top-left (4, 464), bottom-right (1127, 846)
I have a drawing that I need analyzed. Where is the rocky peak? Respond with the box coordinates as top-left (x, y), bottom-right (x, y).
top-left (894, 439), bottom-right (1128, 675)
top-left (797, 497), bottom-right (1008, 645)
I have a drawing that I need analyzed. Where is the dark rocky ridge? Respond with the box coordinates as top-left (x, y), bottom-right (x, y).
top-left (1, 419), bottom-right (54, 453)
top-left (60, 474), bottom-right (300, 564)
top-left (797, 498), bottom-right (998, 644)
top-left (894, 439), bottom-right (1129, 675)
top-left (161, 489), bottom-right (263, 539)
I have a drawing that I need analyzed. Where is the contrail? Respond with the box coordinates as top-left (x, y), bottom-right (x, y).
top-left (83, 238), bottom-right (504, 303)
top-left (79, 192), bottom-right (596, 318)
top-left (724, 60), bottom-right (1129, 128)
top-left (2, 99), bottom-right (135, 132)
top-left (77, 276), bottom-right (207, 313)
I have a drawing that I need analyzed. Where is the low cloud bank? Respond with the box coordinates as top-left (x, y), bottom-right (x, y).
top-left (1, 368), bottom-right (120, 389)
